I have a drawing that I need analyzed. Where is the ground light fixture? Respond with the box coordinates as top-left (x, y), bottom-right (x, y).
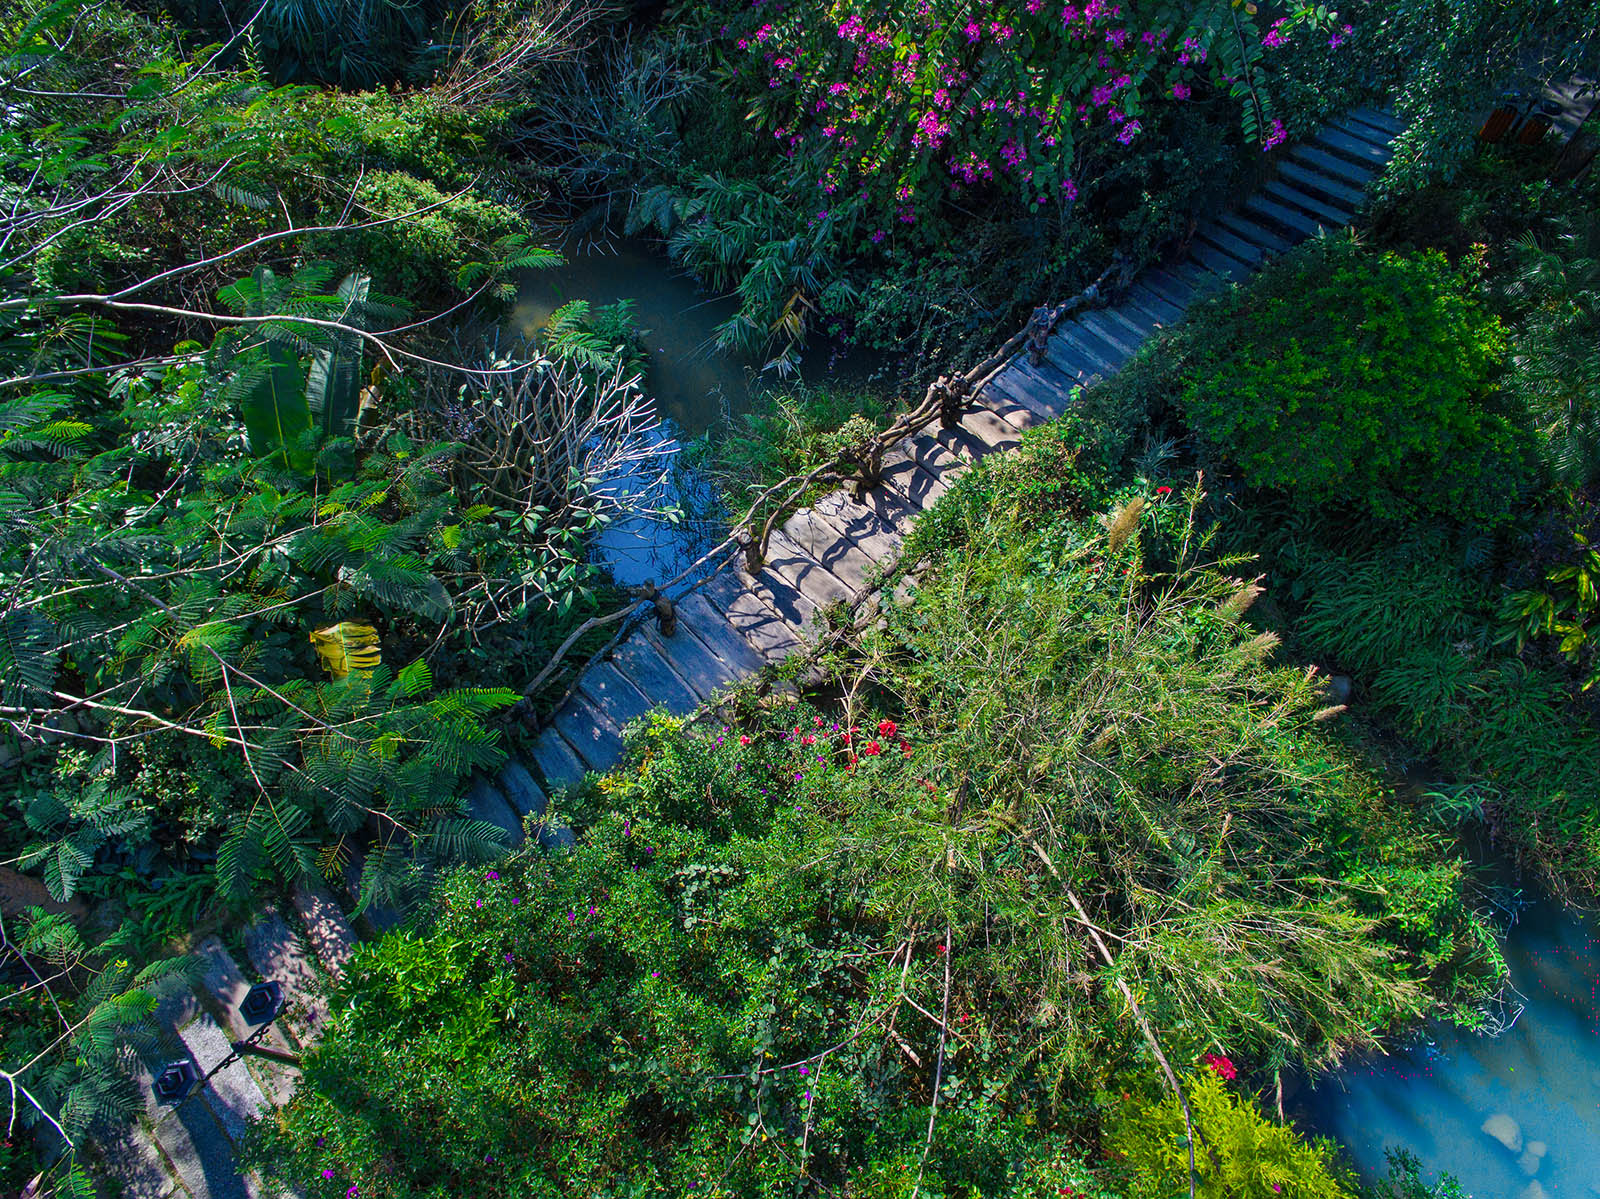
top-left (154, 979), bottom-right (297, 1105)
top-left (151, 1059), bottom-right (202, 1104)
top-left (239, 980), bottom-right (284, 1028)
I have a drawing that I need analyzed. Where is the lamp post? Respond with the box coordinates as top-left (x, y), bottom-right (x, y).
top-left (154, 980), bottom-right (299, 1105)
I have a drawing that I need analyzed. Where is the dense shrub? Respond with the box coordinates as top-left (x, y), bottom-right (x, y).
top-left (338, 171), bottom-right (529, 302)
top-left (1177, 236), bottom-right (1533, 526)
top-left (717, 0), bottom-right (1346, 231)
top-left (1108, 1069), bottom-right (1355, 1199)
top-left (247, 461), bottom-right (1501, 1197)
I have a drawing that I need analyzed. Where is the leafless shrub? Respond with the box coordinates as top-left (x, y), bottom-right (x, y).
top-left (434, 0), bottom-right (605, 108)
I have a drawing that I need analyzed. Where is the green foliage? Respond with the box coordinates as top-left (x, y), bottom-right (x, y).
top-left (249, 462), bottom-right (1498, 1198)
top-left (336, 172), bottom-right (532, 303)
top-left (1506, 214), bottom-right (1600, 489)
top-left (1358, 0), bottom-right (1600, 193)
top-left (1, 908), bottom-right (192, 1189)
top-left (904, 414), bottom-right (1116, 560)
top-left (1107, 1069), bottom-right (1354, 1199)
top-left (162, 0), bottom-right (440, 88)
top-left (537, 298), bottom-right (648, 381)
top-left (691, 382), bottom-right (892, 520)
top-left (1497, 531), bottom-right (1600, 689)
top-left (1367, 1149), bottom-right (1467, 1199)
top-left (1276, 532), bottom-right (1600, 884)
top-left (1177, 236), bottom-right (1531, 526)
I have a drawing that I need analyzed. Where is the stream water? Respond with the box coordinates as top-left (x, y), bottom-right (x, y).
top-left (1303, 899), bottom-right (1600, 1196)
top-left (508, 235), bottom-right (886, 587)
top-left (512, 243), bottom-right (1600, 1195)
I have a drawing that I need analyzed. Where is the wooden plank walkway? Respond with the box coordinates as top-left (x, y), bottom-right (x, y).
top-left (491, 110), bottom-right (1404, 803)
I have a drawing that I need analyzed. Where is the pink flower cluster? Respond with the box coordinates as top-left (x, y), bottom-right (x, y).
top-left (726, 1), bottom-right (1328, 227)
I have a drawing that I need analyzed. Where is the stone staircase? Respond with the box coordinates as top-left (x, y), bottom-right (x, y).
top-left (497, 106), bottom-right (1407, 801)
top-left (92, 885), bottom-right (356, 1199)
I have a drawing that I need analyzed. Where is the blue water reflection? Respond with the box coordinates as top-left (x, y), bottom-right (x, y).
top-left (1306, 902), bottom-right (1600, 1197)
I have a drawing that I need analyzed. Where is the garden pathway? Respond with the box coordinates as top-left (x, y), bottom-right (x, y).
top-left (92, 104), bottom-right (1401, 1199)
top-left (483, 106), bottom-right (1408, 834)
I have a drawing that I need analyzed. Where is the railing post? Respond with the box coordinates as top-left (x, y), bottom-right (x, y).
top-left (735, 527), bottom-right (763, 575)
top-left (1026, 306), bottom-right (1052, 367)
top-left (653, 592), bottom-right (677, 636)
top-left (638, 581), bottom-right (678, 636)
top-left (936, 373), bottom-right (972, 430)
top-left (852, 438), bottom-right (884, 499)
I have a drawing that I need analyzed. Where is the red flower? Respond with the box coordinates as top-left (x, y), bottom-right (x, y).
top-left (1155, 485), bottom-right (1173, 496)
top-left (801, 734), bottom-right (816, 746)
top-left (877, 719), bottom-right (897, 738)
top-left (739, 734), bottom-right (752, 746)
top-left (900, 740), bottom-right (912, 757)
top-left (863, 740), bottom-right (882, 756)
top-left (1201, 1052), bottom-right (1237, 1080)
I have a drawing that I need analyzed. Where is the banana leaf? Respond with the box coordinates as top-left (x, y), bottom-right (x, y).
top-left (236, 344), bottom-right (312, 470)
top-left (310, 622), bottom-right (382, 680)
top-left (306, 272), bottom-right (370, 438)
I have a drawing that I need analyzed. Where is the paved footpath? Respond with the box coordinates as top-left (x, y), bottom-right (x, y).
top-left (92, 106), bottom-right (1403, 1199)
top-left (479, 106), bottom-right (1407, 832)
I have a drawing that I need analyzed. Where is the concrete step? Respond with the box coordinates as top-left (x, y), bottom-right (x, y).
top-left (1050, 322), bottom-right (1120, 376)
top-left (978, 387), bottom-right (1044, 431)
top-left (91, 1123), bottom-right (179, 1199)
top-left (551, 689), bottom-right (626, 770)
top-left (1214, 212), bottom-right (1294, 255)
top-left (1242, 193), bottom-right (1331, 239)
top-left (1260, 178), bottom-right (1353, 228)
top-left (174, 1013), bottom-right (269, 1143)
top-left (956, 405), bottom-right (1023, 452)
top-left (1288, 142), bottom-right (1375, 188)
top-left (763, 526), bottom-right (856, 612)
top-left (1195, 223), bottom-right (1267, 267)
top-left (676, 591), bottom-right (768, 676)
top-left (497, 759), bottom-right (550, 820)
top-left (1313, 123), bottom-right (1394, 166)
top-left (639, 613), bottom-right (744, 698)
top-left (985, 365), bottom-right (1063, 420)
top-left (812, 490), bottom-right (905, 562)
top-left (1076, 310), bottom-right (1140, 359)
top-left (150, 1098), bottom-right (248, 1199)
top-left (1187, 239), bottom-right (1251, 280)
top-left (1326, 114), bottom-right (1398, 151)
top-left (289, 883), bottom-right (356, 983)
top-left (1348, 105), bottom-right (1404, 136)
top-left (194, 936), bottom-right (298, 1105)
top-left (465, 776), bottom-right (523, 849)
top-left (1096, 305), bottom-right (1152, 350)
top-left (1140, 267), bottom-right (1201, 308)
top-left (782, 506), bottom-right (881, 592)
top-left (575, 660), bottom-right (653, 731)
top-left (1006, 355), bottom-right (1081, 409)
top-left (700, 569), bottom-right (805, 664)
top-left (242, 909), bottom-right (325, 1046)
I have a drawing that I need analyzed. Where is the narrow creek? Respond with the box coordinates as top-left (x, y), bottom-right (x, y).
top-left (1303, 899), bottom-right (1600, 1197)
top-left (508, 235), bottom-right (885, 588)
top-left (511, 240), bottom-right (1600, 1197)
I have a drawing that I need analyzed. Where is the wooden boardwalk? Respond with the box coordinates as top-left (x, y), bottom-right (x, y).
top-left (468, 107), bottom-right (1407, 838)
